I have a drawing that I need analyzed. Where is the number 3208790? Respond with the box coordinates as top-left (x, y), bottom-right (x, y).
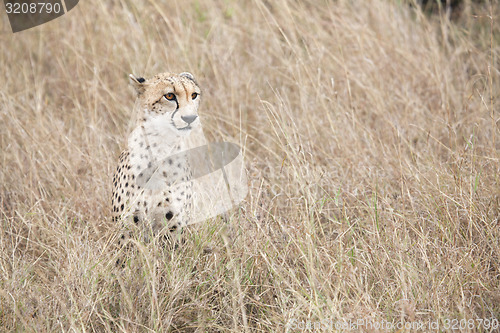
top-left (5, 2), bottom-right (62, 14)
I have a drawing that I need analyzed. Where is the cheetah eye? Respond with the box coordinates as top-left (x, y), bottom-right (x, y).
top-left (164, 93), bottom-right (176, 101)
top-left (191, 92), bottom-right (199, 100)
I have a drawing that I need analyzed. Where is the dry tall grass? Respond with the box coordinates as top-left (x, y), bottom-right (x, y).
top-left (0, 0), bottom-right (499, 331)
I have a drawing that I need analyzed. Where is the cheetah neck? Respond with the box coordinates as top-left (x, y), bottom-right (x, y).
top-left (127, 113), bottom-right (205, 173)
top-left (129, 118), bottom-right (184, 157)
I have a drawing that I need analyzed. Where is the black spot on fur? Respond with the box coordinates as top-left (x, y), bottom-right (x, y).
top-left (165, 211), bottom-right (173, 220)
top-left (133, 215), bottom-right (139, 224)
top-left (116, 258), bottom-right (125, 268)
top-left (137, 77), bottom-right (145, 83)
top-left (120, 204), bottom-right (124, 211)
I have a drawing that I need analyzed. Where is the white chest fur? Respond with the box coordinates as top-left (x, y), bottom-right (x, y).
top-left (127, 113), bottom-right (203, 191)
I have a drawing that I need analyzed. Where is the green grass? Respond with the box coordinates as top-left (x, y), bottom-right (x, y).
top-left (0, 0), bottom-right (499, 331)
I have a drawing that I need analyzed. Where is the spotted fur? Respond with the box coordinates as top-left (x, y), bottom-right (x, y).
top-left (112, 72), bottom-right (206, 248)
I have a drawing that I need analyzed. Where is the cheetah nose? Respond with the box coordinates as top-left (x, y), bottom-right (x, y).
top-left (181, 115), bottom-right (198, 125)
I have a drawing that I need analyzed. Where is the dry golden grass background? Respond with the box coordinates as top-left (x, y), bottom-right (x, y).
top-left (0, 0), bottom-right (499, 331)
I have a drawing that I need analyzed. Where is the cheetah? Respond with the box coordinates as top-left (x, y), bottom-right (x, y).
top-left (111, 72), bottom-right (207, 242)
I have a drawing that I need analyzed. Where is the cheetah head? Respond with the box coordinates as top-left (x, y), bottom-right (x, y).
top-left (129, 72), bottom-right (201, 132)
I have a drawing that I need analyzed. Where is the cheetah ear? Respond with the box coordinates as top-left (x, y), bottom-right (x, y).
top-left (179, 72), bottom-right (196, 82)
top-left (129, 74), bottom-right (146, 95)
